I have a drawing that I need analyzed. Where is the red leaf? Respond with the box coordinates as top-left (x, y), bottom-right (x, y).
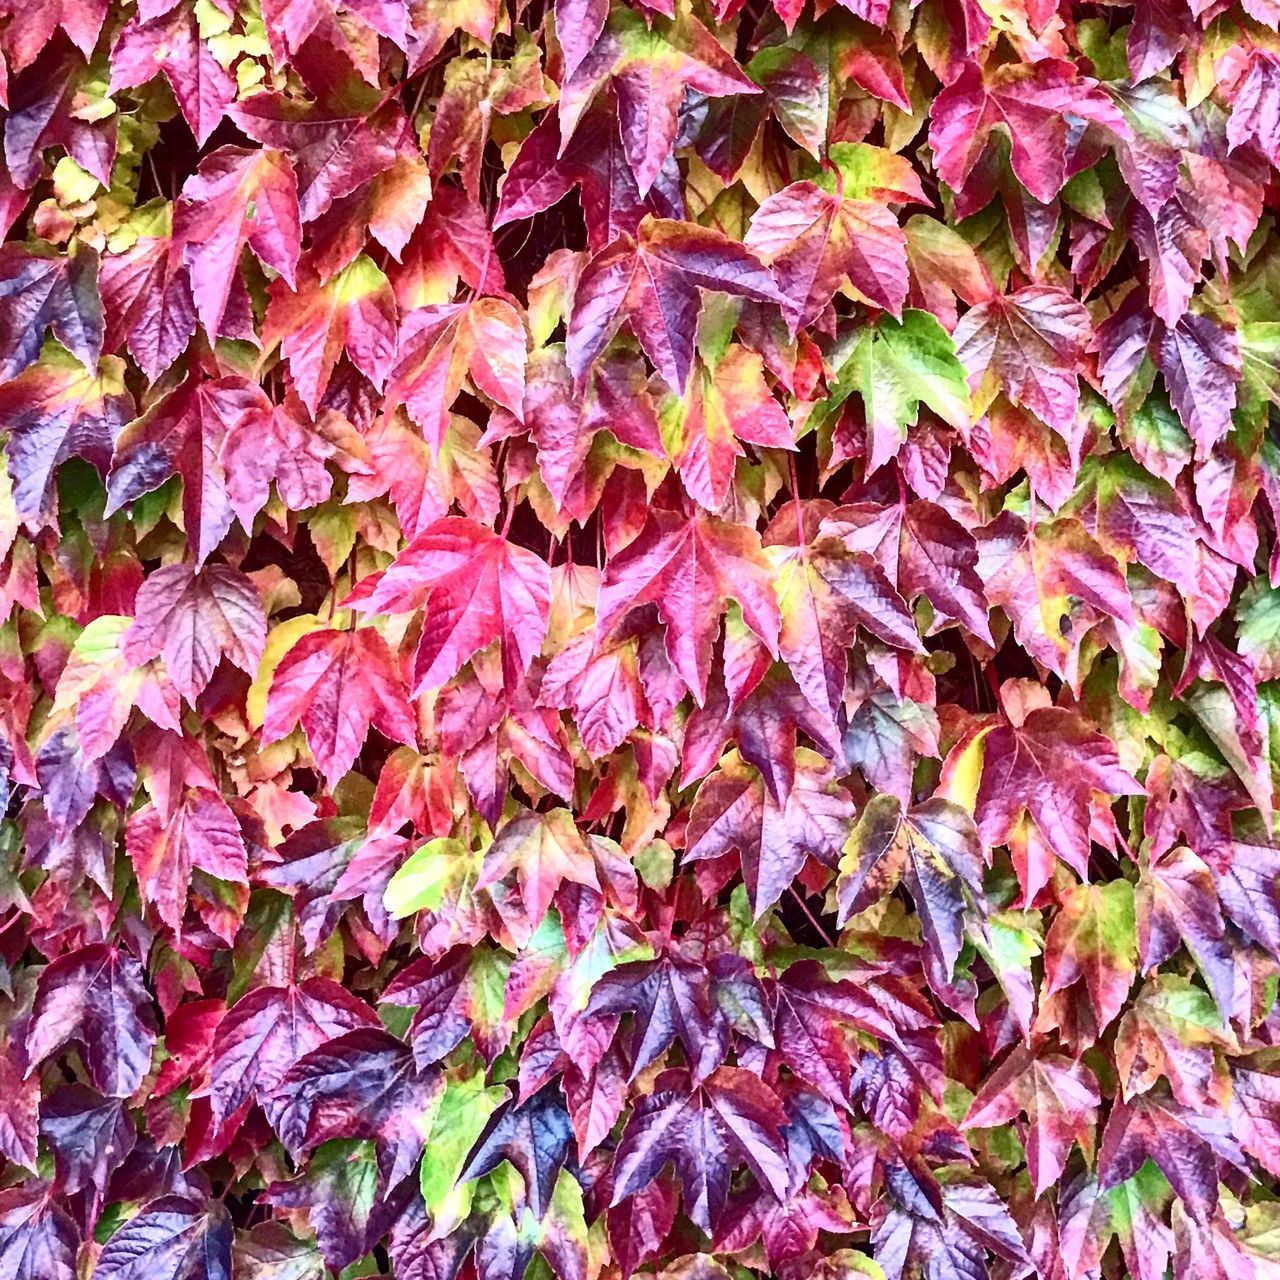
top-left (265, 254), bottom-right (398, 415)
top-left (745, 180), bottom-right (908, 330)
top-left (263, 627), bottom-right (417, 789)
top-left (126, 787), bottom-right (248, 936)
top-left (209, 979), bottom-right (380, 1123)
top-left (953, 286), bottom-right (1091, 437)
top-left (963, 1046), bottom-right (1100, 1195)
top-left (929, 59), bottom-right (1126, 204)
top-left (349, 516), bottom-right (552, 692)
top-left (175, 147), bottom-right (302, 341)
top-left (107, 373), bottom-right (270, 565)
top-left (110, 4), bottom-right (236, 145)
top-left (596, 507), bottom-right (781, 705)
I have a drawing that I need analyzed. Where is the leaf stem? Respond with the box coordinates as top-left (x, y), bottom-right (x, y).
top-left (789, 885), bottom-right (834, 947)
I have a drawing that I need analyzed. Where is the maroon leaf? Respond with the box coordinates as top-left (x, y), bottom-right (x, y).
top-left (566, 216), bottom-right (779, 392)
top-left (208, 979), bottom-right (380, 1123)
top-left (610, 1067), bottom-right (789, 1233)
top-left (273, 1027), bottom-right (444, 1190)
top-left (26, 944), bottom-right (158, 1099)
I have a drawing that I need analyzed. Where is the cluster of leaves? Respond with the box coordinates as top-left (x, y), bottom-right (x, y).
top-left (1, 0), bottom-right (1280, 1276)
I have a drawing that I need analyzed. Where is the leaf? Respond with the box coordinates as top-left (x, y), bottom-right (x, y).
top-left (559, 9), bottom-right (760, 195)
top-left (348, 516), bottom-right (551, 692)
top-left (963, 1046), bottom-right (1100, 1195)
top-left (929, 59), bottom-right (1126, 203)
top-left (1136, 844), bottom-right (1234, 1020)
top-left (4, 0), bottom-right (108, 70)
top-left (126, 788), bottom-right (247, 936)
top-left (770, 520), bottom-right (922, 722)
top-left (5, 45), bottom-right (117, 190)
top-left (106, 373), bottom-right (271, 566)
top-left (265, 254), bottom-right (399, 415)
top-left (346, 410), bottom-right (498, 537)
top-left (1115, 975), bottom-right (1232, 1109)
top-left (1038, 880), bottom-right (1138, 1044)
top-left (273, 1027), bottom-right (444, 1190)
top-left (0, 1186), bottom-right (78, 1280)
top-left (516, 345), bottom-right (661, 512)
top-left (661, 344), bottom-right (793, 511)
top-left (220, 399), bottom-right (369, 529)
top-left (897, 501), bottom-right (994, 644)
top-left (567, 215), bottom-right (780, 392)
top-left (387, 297), bottom-right (527, 453)
top-left (262, 1142), bottom-right (402, 1273)
top-left (745, 177), bottom-right (909, 331)
top-left (110, 4), bottom-right (236, 145)
top-left (0, 243), bottom-right (101, 380)
top-left (476, 807), bottom-right (601, 933)
top-left (229, 94), bottom-right (404, 225)
top-left (493, 105), bottom-right (683, 253)
top-left (585, 948), bottom-right (743, 1084)
top-left (953, 684), bottom-right (1142, 880)
top-left (610, 1066), bottom-right (789, 1233)
top-left (208, 979), bottom-right (380, 1123)
top-left (836, 794), bottom-right (986, 980)
top-left (232, 1224), bottom-right (327, 1280)
top-left (1064, 453), bottom-right (1199, 595)
top-left (175, 146), bottom-right (302, 341)
top-left (39, 1085), bottom-right (136, 1206)
top-left (952, 286), bottom-right (1092, 436)
top-left (419, 1074), bottom-right (507, 1219)
top-left (1156, 310), bottom-right (1241, 458)
top-left (1098, 1093), bottom-right (1243, 1222)
top-left (382, 943), bottom-right (514, 1068)
top-left (873, 1173), bottom-right (1030, 1280)
top-left (0, 348), bottom-right (132, 523)
top-left (99, 232), bottom-right (196, 383)
top-left (25, 944), bottom-right (158, 1098)
top-left (0, 1054), bottom-right (38, 1171)
top-left (686, 750), bottom-right (855, 916)
top-left (94, 1198), bottom-right (232, 1280)
top-left (826, 310), bottom-right (971, 475)
top-left (458, 1082), bottom-right (576, 1220)
top-left (262, 627), bottom-right (417, 789)
top-left (259, 0), bottom-right (410, 76)
top-left (974, 513), bottom-right (1134, 682)
top-left (34, 722), bottom-right (135, 836)
top-left (769, 958), bottom-right (916, 1109)
top-left (123, 561), bottom-right (267, 704)
top-left (596, 507), bottom-right (781, 705)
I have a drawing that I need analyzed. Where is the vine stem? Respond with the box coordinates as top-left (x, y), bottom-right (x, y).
top-left (788, 451), bottom-right (804, 537)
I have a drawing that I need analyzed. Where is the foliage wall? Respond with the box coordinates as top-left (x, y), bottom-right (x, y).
top-left (0, 0), bottom-right (1279, 1277)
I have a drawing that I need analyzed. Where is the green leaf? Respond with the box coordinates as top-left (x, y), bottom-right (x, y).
top-left (383, 838), bottom-right (478, 917)
top-left (824, 309), bottom-right (970, 474)
top-left (420, 1074), bottom-right (508, 1220)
